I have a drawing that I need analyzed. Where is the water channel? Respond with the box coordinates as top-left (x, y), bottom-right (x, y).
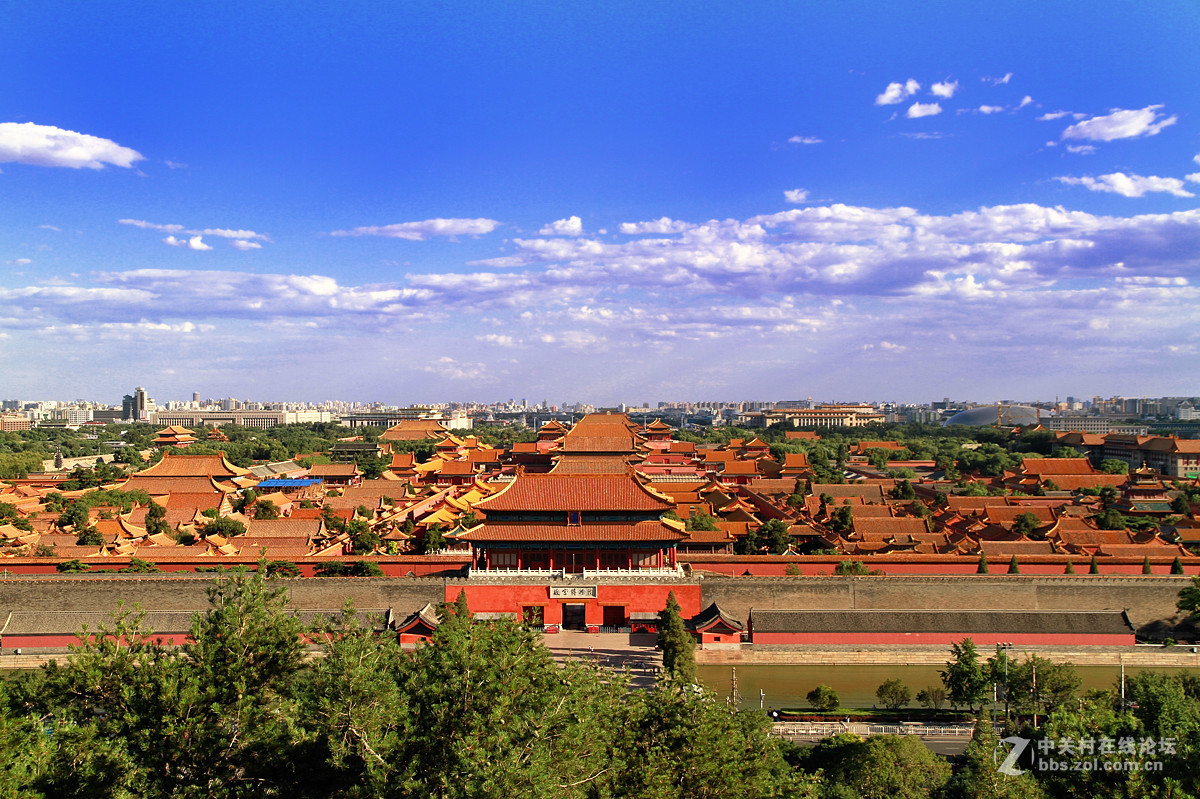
top-left (697, 663), bottom-right (1200, 712)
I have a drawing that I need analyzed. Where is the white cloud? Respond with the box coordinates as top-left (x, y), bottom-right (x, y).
top-left (120, 219), bottom-right (184, 234)
top-left (1186, 173), bottom-right (1200, 185)
top-left (876, 79), bottom-right (921, 105)
top-left (1018, 96), bottom-right (1033, 108)
top-left (906, 102), bottom-right (942, 119)
top-left (538, 216), bottom-right (584, 236)
top-left (123, 218), bottom-right (269, 249)
top-left (978, 105), bottom-right (1004, 114)
top-left (477, 333), bottom-right (519, 347)
top-left (164, 235), bottom-right (214, 251)
top-left (1038, 111), bottom-right (1083, 121)
top-left (6, 258), bottom-right (31, 266)
top-left (165, 160), bottom-right (187, 169)
top-left (38, 224), bottom-right (62, 232)
top-left (329, 218), bottom-right (500, 240)
top-left (0, 122), bottom-right (143, 169)
top-left (784, 189), bottom-right (810, 204)
top-left (788, 135), bottom-right (823, 145)
top-left (619, 217), bottom-right (694, 235)
top-left (1056, 172), bottom-right (1195, 198)
top-left (983, 73), bottom-right (1013, 86)
top-left (930, 81), bottom-right (958, 99)
top-left (1061, 105), bottom-right (1177, 142)
top-left (1066, 144), bottom-right (1097, 155)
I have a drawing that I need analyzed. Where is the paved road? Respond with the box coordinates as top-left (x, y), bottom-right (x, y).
top-left (542, 631), bottom-right (663, 689)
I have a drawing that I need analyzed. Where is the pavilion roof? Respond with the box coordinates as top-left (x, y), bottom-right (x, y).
top-left (135, 451), bottom-right (248, 478)
top-left (476, 472), bottom-right (674, 512)
top-left (457, 519), bottom-right (685, 542)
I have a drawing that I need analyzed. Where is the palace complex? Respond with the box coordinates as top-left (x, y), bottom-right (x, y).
top-left (1, 413), bottom-right (1198, 649)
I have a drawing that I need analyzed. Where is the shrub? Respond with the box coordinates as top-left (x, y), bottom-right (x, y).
top-left (807, 684), bottom-right (839, 711)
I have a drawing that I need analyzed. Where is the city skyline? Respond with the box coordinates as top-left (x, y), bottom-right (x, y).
top-left (2, 2), bottom-right (1198, 404)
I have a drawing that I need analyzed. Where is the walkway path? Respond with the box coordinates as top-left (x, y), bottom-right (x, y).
top-left (542, 631), bottom-right (663, 689)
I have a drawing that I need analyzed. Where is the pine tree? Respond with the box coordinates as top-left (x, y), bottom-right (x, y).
top-left (1090, 554), bottom-right (1101, 574)
top-left (977, 552), bottom-right (989, 574)
top-left (1143, 556), bottom-right (1153, 575)
top-left (1008, 555), bottom-right (1020, 575)
top-left (1172, 556), bottom-right (1185, 575)
top-left (1064, 557), bottom-right (1075, 575)
top-left (656, 591), bottom-right (696, 684)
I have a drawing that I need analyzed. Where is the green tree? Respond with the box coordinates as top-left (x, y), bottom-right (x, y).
top-left (144, 499), bottom-right (169, 538)
top-left (941, 638), bottom-right (988, 711)
top-left (806, 684), bottom-right (839, 711)
top-left (1100, 458), bottom-right (1130, 474)
top-left (977, 551), bottom-right (989, 574)
top-left (202, 516), bottom-right (246, 539)
top-left (1176, 575), bottom-right (1200, 617)
top-left (1143, 555), bottom-right (1153, 575)
top-left (828, 504), bottom-right (854, 535)
top-left (1007, 555), bottom-right (1020, 574)
top-left (657, 591), bottom-right (696, 683)
top-left (876, 678), bottom-right (912, 710)
top-left (1011, 512), bottom-right (1040, 538)
top-left (915, 686), bottom-right (946, 710)
top-left (1089, 553), bottom-right (1101, 574)
top-left (1172, 556), bottom-right (1185, 575)
top-left (944, 720), bottom-right (1044, 799)
top-left (801, 733), bottom-right (950, 799)
top-left (834, 560), bottom-right (869, 575)
top-left (686, 511), bottom-right (720, 532)
top-left (1064, 557), bottom-right (1075, 574)
top-left (254, 499), bottom-right (280, 520)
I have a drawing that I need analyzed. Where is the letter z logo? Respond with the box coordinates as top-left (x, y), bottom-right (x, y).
top-left (995, 736), bottom-right (1031, 776)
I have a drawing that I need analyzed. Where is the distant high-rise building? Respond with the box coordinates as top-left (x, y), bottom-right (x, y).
top-left (193, 392), bottom-right (200, 403)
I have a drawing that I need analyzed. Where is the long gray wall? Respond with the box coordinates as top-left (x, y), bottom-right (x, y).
top-left (0, 576), bottom-right (446, 616)
top-left (699, 576), bottom-right (1193, 633)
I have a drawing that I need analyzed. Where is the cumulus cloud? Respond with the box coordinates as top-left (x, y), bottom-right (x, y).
top-left (619, 217), bottom-right (694, 235)
top-left (930, 81), bottom-right (958, 99)
top-left (788, 135), bottom-right (823, 144)
top-left (1061, 105), bottom-right (1177, 142)
top-left (876, 79), bottom-right (921, 105)
top-left (7, 201), bottom-right (1200, 403)
top-left (1056, 172), bottom-right (1195, 198)
top-left (784, 189), bottom-right (810, 204)
top-left (0, 122), bottom-right (143, 169)
top-left (538, 216), bottom-right (584, 236)
top-left (120, 219), bottom-right (271, 249)
top-left (906, 102), bottom-right (942, 119)
top-left (329, 217), bottom-right (500, 240)
top-left (164, 235), bottom-right (214, 251)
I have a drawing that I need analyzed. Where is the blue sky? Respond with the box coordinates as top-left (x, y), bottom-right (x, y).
top-left (2, 2), bottom-right (1198, 406)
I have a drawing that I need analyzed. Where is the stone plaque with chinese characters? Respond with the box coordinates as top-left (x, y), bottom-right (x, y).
top-left (550, 585), bottom-right (599, 599)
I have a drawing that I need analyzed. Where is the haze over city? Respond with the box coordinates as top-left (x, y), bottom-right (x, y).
top-left (2, 2), bottom-right (1198, 405)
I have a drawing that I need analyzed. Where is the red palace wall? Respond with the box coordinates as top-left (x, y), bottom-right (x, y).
top-left (1, 632), bottom-right (192, 650)
top-left (751, 632), bottom-right (1136, 647)
top-left (446, 583), bottom-right (702, 629)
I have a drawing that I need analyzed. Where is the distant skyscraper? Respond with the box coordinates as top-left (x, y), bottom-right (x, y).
top-left (193, 392), bottom-right (200, 403)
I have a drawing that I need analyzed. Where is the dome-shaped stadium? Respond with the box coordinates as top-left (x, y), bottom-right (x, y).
top-left (944, 405), bottom-right (1043, 427)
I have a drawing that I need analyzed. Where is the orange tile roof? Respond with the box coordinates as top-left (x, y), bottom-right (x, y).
top-left (459, 519), bottom-right (684, 542)
top-left (135, 452), bottom-right (247, 478)
top-left (1021, 458), bottom-right (1098, 476)
top-left (476, 473), bottom-right (673, 512)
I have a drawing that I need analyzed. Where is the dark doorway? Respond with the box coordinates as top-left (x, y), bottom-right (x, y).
top-left (602, 605), bottom-right (625, 628)
top-left (562, 603), bottom-right (587, 630)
